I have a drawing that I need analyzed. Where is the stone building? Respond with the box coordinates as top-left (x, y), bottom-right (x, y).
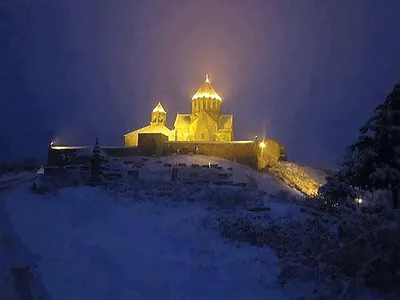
top-left (49, 76), bottom-right (286, 173)
top-left (124, 102), bottom-right (174, 146)
top-left (124, 75), bottom-right (234, 146)
top-left (174, 74), bottom-right (234, 141)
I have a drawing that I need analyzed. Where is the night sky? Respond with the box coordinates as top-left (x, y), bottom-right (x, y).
top-left (1, 0), bottom-right (400, 167)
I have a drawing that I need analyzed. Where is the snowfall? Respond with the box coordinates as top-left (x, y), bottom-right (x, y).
top-left (0, 155), bottom-right (348, 299)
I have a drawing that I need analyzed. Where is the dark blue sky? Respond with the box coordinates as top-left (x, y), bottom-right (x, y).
top-left (1, 0), bottom-right (400, 167)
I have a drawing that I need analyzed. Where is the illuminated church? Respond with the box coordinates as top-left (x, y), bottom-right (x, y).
top-left (124, 75), bottom-right (234, 146)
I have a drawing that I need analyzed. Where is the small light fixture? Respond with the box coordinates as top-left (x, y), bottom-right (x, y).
top-left (356, 197), bottom-right (363, 204)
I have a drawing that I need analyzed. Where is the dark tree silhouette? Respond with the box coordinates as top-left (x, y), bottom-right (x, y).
top-left (320, 83), bottom-right (400, 208)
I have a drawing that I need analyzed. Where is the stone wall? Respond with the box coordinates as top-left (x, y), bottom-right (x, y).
top-left (257, 140), bottom-right (286, 170)
top-left (163, 141), bottom-right (259, 168)
top-left (104, 147), bottom-right (140, 157)
top-left (138, 133), bottom-right (168, 156)
top-left (124, 132), bottom-right (137, 147)
top-left (46, 137), bottom-right (285, 173)
top-left (46, 146), bottom-right (140, 168)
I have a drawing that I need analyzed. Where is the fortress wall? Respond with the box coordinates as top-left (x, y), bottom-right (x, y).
top-left (45, 136), bottom-right (285, 174)
top-left (103, 147), bottom-right (140, 157)
top-left (124, 132), bottom-right (139, 147)
top-left (46, 146), bottom-right (140, 169)
top-left (163, 141), bottom-right (259, 168)
top-left (257, 140), bottom-right (286, 170)
top-left (138, 133), bottom-right (168, 156)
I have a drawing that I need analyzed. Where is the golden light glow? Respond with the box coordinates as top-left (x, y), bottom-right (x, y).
top-left (51, 146), bottom-right (84, 150)
top-left (152, 102), bottom-right (166, 113)
top-left (269, 162), bottom-right (325, 198)
top-left (191, 74), bottom-right (223, 101)
top-left (259, 141), bottom-right (266, 149)
top-left (356, 197), bottom-right (363, 204)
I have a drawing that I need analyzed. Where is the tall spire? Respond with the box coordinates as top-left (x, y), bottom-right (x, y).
top-left (205, 73), bottom-right (210, 83)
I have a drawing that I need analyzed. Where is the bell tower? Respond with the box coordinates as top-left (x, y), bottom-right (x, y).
top-left (150, 102), bottom-right (167, 125)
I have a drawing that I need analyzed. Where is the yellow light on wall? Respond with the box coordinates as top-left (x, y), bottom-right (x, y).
top-left (259, 141), bottom-right (266, 149)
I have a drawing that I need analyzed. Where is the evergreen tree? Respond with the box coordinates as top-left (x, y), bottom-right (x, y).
top-left (88, 137), bottom-right (103, 186)
top-left (320, 83), bottom-right (400, 208)
top-left (362, 83), bottom-right (400, 208)
top-left (318, 170), bottom-right (357, 206)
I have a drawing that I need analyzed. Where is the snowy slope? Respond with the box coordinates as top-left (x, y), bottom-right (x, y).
top-left (121, 155), bottom-right (300, 197)
top-left (269, 161), bottom-right (329, 197)
top-left (0, 172), bottom-right (36, 184)
top-left (2, 155), bottom-right (326, 299)
top-left (5, 187), bottom-right (292, 300)
top-left (2, 155), bottom-right (389, 299)
top-left (0, 172), bottom-right (37, 190)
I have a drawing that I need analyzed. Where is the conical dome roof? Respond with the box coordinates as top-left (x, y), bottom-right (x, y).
top-left (191, 74), bottom-right (222, 101)
top-left (152, 102), bottom-right (166, 113)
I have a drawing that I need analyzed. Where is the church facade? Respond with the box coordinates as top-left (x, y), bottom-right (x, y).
top-left (124, 75), bottom-right (234, 146)
top-left (124, 102), bottom-right (175, 146)
top-left (47, 75), bottom-right (286, 175)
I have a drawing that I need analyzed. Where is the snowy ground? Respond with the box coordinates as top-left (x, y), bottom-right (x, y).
top-left (0, 171), bottom-right (37, 189)
top-left (5, 186), bottom-right (296, 300)
top-left (0, 180), bottom-right (47, 299)
top-left (109, 154), bottom-right (301, 197)
top-left (2, 155), bottom-right (333, 299)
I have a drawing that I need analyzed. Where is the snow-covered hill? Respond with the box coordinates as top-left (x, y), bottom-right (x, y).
top-left (7, 155), bottom-right (381, 300)
top-left (5, 185), bottom-right (303, 300)
top-left (0, 155), bottom-right (313, 299)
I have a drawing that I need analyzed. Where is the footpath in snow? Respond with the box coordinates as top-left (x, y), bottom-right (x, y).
top-left (5, 186), bottom-right (292, 300)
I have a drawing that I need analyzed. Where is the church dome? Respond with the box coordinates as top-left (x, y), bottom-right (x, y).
top-left (191, 74), bottom-right (222, 101)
